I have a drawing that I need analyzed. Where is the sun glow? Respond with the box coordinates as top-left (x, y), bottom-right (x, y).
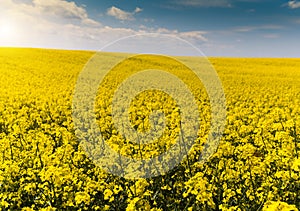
top-left (0, 20), bottom-right (17, 42)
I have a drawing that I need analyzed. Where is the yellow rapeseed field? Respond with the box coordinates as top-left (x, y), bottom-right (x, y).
top-left (0, 48), bottom-right (299, 210)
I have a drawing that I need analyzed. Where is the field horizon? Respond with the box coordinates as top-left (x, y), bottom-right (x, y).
top-left (1, 47), bottom-right (300, 59)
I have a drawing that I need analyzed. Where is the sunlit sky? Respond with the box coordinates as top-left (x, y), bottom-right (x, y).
top-left (1, 0), bottom-right (300, 57)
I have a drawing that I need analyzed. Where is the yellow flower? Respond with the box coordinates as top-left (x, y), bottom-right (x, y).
top-left (75, 192), bottom-right (91, 205)
top-left (263, 201), bottom-right (298, 211)
top-left (292, 158), bottom-right (300, 172)
top-left (104, 189), bottom-right (113, 201)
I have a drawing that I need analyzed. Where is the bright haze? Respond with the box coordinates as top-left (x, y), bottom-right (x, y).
top-left (0, 0), bottom-right (299, 57)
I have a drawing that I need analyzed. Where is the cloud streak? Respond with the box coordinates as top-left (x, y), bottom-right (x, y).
top-left (233, 25), bottom-right (283, 32)
top-left (263, 34), bottom-right (279, 39)
top-left (174, 0), bottom-right (232, 8)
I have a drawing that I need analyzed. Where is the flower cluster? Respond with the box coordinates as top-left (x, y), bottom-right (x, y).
top-left (0, 48), bottom-right (299, 210)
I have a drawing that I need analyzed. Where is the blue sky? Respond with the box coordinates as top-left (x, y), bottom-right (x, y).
top-left (0, 0), bottom-right (300, 57)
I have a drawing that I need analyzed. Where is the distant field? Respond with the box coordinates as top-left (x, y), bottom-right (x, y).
top-left (0, 48), bottom-right (299, 210)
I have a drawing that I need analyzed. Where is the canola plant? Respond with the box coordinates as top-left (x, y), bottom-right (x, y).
top-left (0, 48), bottom-right (299, 210)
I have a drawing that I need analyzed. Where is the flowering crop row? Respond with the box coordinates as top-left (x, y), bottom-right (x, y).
top-left (0, 48), bottom-right (299, 210)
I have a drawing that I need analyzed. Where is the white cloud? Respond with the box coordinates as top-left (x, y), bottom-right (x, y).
top-left (32, 0), bottom-right (100, 26)
top-left (107, 6), bottom-right (134, 21)
top-left (287, 0), bottom-right (300, 9)
top-left (34, 0), bottom-right (87, 19)
top-left (0, 0), bottom-right (207, 53)
top-left (134, 7), bottom-right (143, 13)
top-left (107, 6), bottom-right (142, 21)
top-left (0, 0), bottom-right (100, 27)
top-left (177, 31), bottom-right (208, 42)
top-left (175, 0), bottom-right (232, 8)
